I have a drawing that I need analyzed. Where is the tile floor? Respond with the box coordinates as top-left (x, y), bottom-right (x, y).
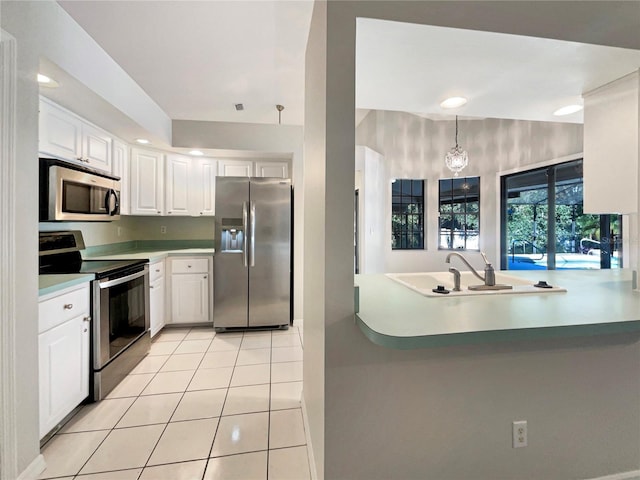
top-left (38, 324), bottom-right (309, 480)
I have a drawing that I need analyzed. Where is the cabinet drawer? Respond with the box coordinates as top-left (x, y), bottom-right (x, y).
top-left (150, 260), bottom-right (165, 282)
top-left (171, 257), bottom-right (209, 274)
top-left (39, 283), bottom-right (90, 334)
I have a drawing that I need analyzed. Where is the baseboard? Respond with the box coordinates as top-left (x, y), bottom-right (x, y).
top-left (301, 394), bottom-right (318, 480)
top-left (585, 470), bottom-right (640, 480)
top-left (17, 454), bottom-right (46, 480)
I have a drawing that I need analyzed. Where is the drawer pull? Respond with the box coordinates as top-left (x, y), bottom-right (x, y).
top-left (155, 269), bottom-right (160, 273)
top-left (188, 265), bottom-right (192, 268)
top-left (63, 303), bottom-right (73, 310)
top-left (150, 285), bottom-right (154, 289)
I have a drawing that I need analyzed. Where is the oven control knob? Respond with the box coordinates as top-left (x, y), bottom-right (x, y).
top-left (63, 303), bottom-right (73, 310)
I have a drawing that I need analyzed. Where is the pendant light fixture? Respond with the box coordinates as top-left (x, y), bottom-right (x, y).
top-left (276, 104), bottom-right (284, 124)
top-left (445, 116), bottom-right (468, 177)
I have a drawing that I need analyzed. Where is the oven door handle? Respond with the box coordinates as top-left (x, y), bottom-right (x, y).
top-left (98, 269), bottom-right (147, 289)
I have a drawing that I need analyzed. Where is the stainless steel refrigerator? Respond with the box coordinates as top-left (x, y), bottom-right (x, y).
top-left (214, 177), bottom-right (292, 331)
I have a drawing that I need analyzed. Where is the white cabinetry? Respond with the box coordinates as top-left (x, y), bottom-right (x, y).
top-left (130, 148), bottom-right (164, 215)
top-left (168, 256), bottom-right (212, 324)
top-left (165, 155), bottom-right (217, 216)
top-left (149, 259), bottom-right (166, 337)
top-left (39, 97), bottom-right (112, 173)
top-left (112, 139), bottom-right (130, 214)
top-left (38, 283), bottom-right (90, 439)
top-left (255, 161), bottom-right (289, 178)
top-left (218, 159), bottom-right (253, 177)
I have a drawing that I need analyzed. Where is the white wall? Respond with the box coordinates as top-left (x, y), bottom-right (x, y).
top-left (356, 111), bottom-right (584, 273)
top-left (355, 146), bottom-right (386, 274)
top-left (305, 1), bottom-right (640, 479)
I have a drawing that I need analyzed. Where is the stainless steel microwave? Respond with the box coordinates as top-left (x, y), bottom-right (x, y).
top-left (39, 158), bottom-right (121, 222)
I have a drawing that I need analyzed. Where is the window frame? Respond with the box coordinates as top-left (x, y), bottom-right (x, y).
top-left (438, 176), bottom-right (481, 251)
top-left (391, 179), bottom-right (425, 250)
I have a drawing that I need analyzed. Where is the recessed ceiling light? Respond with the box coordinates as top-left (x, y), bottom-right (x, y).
top-left (553, 104), bottom-right (583, 116)
top-left (189, 150), bottom-right (204, 156)
top-left (440, 97), bottom-right (468, 109)
top-left (37, 73), bottom-right (59, 88)
top-left (135, 138), bottom-right (150, 144)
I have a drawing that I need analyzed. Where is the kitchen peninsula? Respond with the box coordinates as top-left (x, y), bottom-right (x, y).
top-left (356, 269), bottom-right (640, 348)
top-left (325, 269), bottom-right (640, 479)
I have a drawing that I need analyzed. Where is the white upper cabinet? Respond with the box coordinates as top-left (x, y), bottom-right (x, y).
top-left (130, 148), bottom-right (164, 215)
top-left (166, 155), bottom-right (217, 216)
top-left (39, 97), bottom-right (112, 173)
top-left (111, 139), bottom-right (130, 215)
top-left (166, 154), bottom-right (191, 216)
top-left (255, 161), bottom-right (289, 178)
top-left (583, 71), bottom-right (639, 214)
top-left (218, 159), bottom-right (253, 177)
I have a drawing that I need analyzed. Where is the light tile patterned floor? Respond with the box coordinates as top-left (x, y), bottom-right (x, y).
top-left (38, 324), bottom-right (308, 480)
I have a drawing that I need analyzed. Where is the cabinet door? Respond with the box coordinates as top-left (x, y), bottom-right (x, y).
top-left (150, 277), bottom-right (165, 337)
top-left (218, 159), bottom-right (253, 177)
top-left (170, 274), bottom-right (209, 323)
top-left (39, 314), bottom-right (90, 438)
top-left (39, 98), bottom-right (82, 161)
top-left (166, 154), bottom-right (190, 216)
top-left (192, 158), bottom-right (217, 216)
top-left (255, 161), bottom-right (289, 179)
top-left (82, 123), bottom-right (112, 172)
top-left (112, 140), bottom-right (130, 215)
top-left (130, 148), bottom-right (164, 215)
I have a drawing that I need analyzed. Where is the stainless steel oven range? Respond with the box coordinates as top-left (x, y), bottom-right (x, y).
top-left (39, 230), bottom-right (150, 401)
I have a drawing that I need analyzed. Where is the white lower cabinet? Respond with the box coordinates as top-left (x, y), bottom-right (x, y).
top-left (149, 259), bottom-right (166, 337)
top-left (38, 283), bottom-right (90, 439)
top-left (168, 256), bottom-right (212, 324)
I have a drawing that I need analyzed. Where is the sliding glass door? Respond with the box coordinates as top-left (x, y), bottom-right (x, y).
top-left (500, 159), bottom-right (622, 270)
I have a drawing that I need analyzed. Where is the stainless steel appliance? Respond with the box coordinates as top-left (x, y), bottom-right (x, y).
top-left (39, 158), bottom-right (120, 222)
top-left (214, 177), bottom-right (292, 331)
top-left (39, 231), bottom-right (149, 401)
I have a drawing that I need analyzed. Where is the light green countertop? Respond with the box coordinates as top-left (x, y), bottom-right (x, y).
top-left (355, 269), bottom-right (640, 349)
top-left (39, 274), bottom-right (95, 297)
top-left (84, 248), bottom-right (215, 263)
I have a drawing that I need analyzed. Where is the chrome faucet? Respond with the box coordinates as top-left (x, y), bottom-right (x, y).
top-left (445, 251), bottom-right (496, 287)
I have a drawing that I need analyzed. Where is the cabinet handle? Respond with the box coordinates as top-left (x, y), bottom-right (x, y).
top-left (63, 303), bottom-right (73, 310)
top-left (157, 211), bottom-right (161, 214)
top-left (155, 269), bottom-right (160, 273)
top-left (150, 285), bottom-right (154, 289)
top-left (83, 316), bottom-right (91, 322)
top-left (203, 275), bottom-right (207, 279)
top-left (200, 212), bottom-right (203, 215)
top-left (168, 211), bottom-right (172, 214)
top-left (188, 265), bottom-right (192, 268)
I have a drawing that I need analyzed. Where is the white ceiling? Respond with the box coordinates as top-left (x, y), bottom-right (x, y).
top-left (357, 18), bottom-right (640, 124)
top-left (58, 0), bottom-right (314, 126)
top-left (56, 2), bottom-right (640, 129)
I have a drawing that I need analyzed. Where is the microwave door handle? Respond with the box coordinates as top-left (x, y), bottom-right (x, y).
top-left (105, 189), bottom-right (119, 216)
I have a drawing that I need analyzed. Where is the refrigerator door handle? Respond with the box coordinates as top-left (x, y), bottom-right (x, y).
top-left (242, 201), bottom-right (248, 267)
top-left (250, 201), bottom-right (256, 267)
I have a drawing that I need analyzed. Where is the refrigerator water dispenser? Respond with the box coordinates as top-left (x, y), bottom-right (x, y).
top-left (220, 220), bottom-right (244, 253)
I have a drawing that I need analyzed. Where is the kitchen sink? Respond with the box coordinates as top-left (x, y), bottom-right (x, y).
top-left (386, 271), bottom-right (566, 297)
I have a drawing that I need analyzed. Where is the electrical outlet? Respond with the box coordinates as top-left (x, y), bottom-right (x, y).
top-left (160, 226), bottom-right (167, 234)
top-left (513, 420), bottom-right (527, 448)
